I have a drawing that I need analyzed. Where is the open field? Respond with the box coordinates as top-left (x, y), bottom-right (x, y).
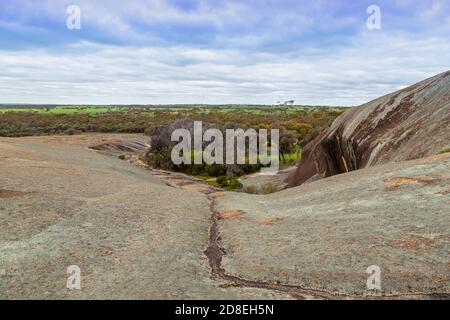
top-left (0, 107), bottom-right (123, 115)
top-left (0, 105), bottom-right (346, 113)
top-left (0, 106), bottom-right (346, 116)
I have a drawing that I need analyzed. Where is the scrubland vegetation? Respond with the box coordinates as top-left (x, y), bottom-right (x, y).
top-left (0, 106), bottom-right (345, 189)
top-left (142, 107), bottom-right (344, 185)
top-left (0, 106), bottom-right (344, 138)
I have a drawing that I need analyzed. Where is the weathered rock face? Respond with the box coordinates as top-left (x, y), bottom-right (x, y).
top-left (286, 70), bottom-right (450, 187)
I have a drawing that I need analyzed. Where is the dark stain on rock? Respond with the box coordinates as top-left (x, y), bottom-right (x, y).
top-left (286, 71), bottom-right (450, 187)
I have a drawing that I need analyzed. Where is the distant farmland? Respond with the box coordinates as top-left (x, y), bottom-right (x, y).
top-left (0, 105), bottom-right (345, 138)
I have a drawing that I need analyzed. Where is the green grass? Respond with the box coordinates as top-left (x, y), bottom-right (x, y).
top-left (0, 108), bottom-right (42, 113)
top-left (280, 147), bottom-right (302, 167)
top-left (0, 106), bottom-right (265, 115)
top-left (206, 179), bottom-right (221, 188)
top-left (284, 150), bottom-right (301, 163)
top-left (194, 175), bottom-right (210, 181)
top-left (0, 105), bottom-right (344, 116)
top-left (0, 106), bottom-right (128, 115)
top-left (204, 176), bottom-right (243, 191)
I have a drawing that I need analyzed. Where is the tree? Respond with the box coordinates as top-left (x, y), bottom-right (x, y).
top-left (279, 129), bottom-right (297, 163)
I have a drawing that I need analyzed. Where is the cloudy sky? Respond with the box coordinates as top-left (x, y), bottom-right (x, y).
top-left (0, 0), bottom-right (449, 105)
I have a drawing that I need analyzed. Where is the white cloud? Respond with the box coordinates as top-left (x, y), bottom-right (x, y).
top-left (0, 30), bottom-right (449, 105)
top-left (1, 0), bottom-right (359, 46)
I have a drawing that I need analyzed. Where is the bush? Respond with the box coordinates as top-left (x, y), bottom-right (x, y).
top-left (205, 164), bottom-right (226, 176)
top-left (229, 179), bottom-right (243, 190)
top-left (216, 176), bottom-right (230, 187)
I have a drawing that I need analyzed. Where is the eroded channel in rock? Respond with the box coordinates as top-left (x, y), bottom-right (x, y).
top-left (146, 168), bottom-right (449, 300)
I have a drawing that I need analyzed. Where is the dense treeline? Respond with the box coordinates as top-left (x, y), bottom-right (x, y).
top-left (145, 119), bottom-right (266, 178)
top-left (0, 107), bottom-right (344, 139)
top-left (0, 107), bottom-right (345, 190)
top-left (143, 108), bottom-right (345, 178)
top-left (0, 110), bottom-right (177, 137)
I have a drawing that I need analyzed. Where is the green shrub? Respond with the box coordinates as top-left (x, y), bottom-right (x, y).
top-left (229, 179), bottom-right (243, 190)
top-left (206, 164), bottom-right (227, 176)
top-left (207, 179), bottom-right (221, 188)
top-left (216, 176), bottom-right (228, 185)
